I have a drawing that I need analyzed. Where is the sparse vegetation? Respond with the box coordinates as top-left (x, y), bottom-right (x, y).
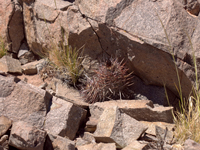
top-left (48, 42), bottom-right (84, 86)
top-left (0, 37), bottom-right (8, 58)
top-left (156, 11), bottom-right (200, 145)
top-left (82, 58), bottom-right (133, 103)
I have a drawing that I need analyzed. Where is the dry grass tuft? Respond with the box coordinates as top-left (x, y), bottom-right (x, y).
top-left (48, 43), bottom-right (84, 86)
top-left (0, 37), bottom-right (8, 58)
top-left (173, 92), bottom-right (200, 144)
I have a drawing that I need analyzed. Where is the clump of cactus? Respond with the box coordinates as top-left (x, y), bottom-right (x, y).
top-left (82, 58), bottom-right (133, 103)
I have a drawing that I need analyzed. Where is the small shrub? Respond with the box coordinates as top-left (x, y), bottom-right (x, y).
top-left (82, 58), bottom-right (133, 103)
top-left (0, 37), bottom-right (8, 58)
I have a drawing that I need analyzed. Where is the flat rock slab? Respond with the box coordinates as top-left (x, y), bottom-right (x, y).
top-left (0, 116), bottom-right (12, 137)
top-left (0, 56), bottom-right (22, 75)
top-left (94, 106), bottom-right (147, 148)
top-left (22, 59), bottom-right (45, 75)
top-left (9, 121), bottom-right (46, 150)
top-left (0, 81), bottom-right (52, 128)
top-left (89, 100), bottom-right (173, 123)
top-left (77, 143), bottom-right (116, 150)
top-left (44, 97), bottom-right (87, 140)
top-left (55, 78), bottom-right (89, 109)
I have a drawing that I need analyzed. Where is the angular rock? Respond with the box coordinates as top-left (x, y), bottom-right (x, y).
top-left (52, 135), bottom-right (75, 150)
top-left (0, 56), bottom-right (22, 74)
top-left (0, 135), bottom-right (8, 145)
top-left (122, 140), bottom-right (148, 150)
top-left (76, 138), bottom-right (91, 147)
top-left (18, 43), bottom-right (36, 65)
top-left (155, 125), bottom-right (174, 145)
top-left (22, 59), bottom-right (45, 75)
top-left (82, 132), bottom-right (96, 144)
top-left (9, 121), bottom-right (46, 150)
top-left (0, 75), bottom-right (16, 97)
top-left (54, 78), bottom-right (89, 109)
top-left (0, 81), bottom-right (52, 128)
top-left (0, 116), bottom-right (12, 137)
top-left (85, 117), bottom-right (98, 133)
top-left (184, 139), bottom-right (200, 150)
top-left (141, 121), bottom-right (175, 137)
top-left (89, 100), bottom-right (174, 123)
top-left (77, 143), bottom-right (116, 150)
top-left (44, 97), bottom-right (87, 140)
top-left (94, 106), bottom-right (147, 148)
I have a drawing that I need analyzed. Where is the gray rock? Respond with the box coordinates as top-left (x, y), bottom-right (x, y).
top-left (44, 97), bottom-right (87, 140)
top-left (9, 121), bottom-right (46, 150)
top-left (18, 43), bottom-right (36, 65)
top-left (94, 106), bottom-right (147, 148)
top-left (0, 56), bottom-right (22, 75)
top-left (0, 116), bottom-right (12, 137)
top-left (0, 75), bottom-right (16, 97)
top-left (184, 139), bottom-right (200, 150)
top-left (0, 81), bottom-right (52, 128)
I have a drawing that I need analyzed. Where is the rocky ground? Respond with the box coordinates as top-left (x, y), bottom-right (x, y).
top-left (0, 56), bottom-right (200, 150)
top-left (1, 0), bottom-right (200, 149)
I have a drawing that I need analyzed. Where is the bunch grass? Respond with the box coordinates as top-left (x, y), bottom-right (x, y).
top-left (156, 11), bottom-right (200, 144)
top-left (0, 37), bottom-right (8, 58)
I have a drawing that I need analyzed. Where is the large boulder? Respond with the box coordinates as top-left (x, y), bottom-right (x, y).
top-left (21, 0), bottom-right (200, 102)
top-left (0, 0), bottom-right (24, 53)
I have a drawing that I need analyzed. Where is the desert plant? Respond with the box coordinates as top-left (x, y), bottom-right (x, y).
top-left (0, 37), bottom-right (8, 58)
top-left (48, 42), bottom-right (84, 86)
top-left (82, 58), bottom-right (133, 103)
top-left (156, 11), bottom-right (200, 144)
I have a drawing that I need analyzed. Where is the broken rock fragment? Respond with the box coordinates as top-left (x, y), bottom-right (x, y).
top-left (44, 97), bottom-right (87, 140)
top-left (94, 106), bottom-right (147, 148)
top-left (9, 121), bottom-right (46, 150)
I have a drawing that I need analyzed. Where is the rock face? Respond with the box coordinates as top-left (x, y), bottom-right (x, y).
top-left (1, 0), bottom-right (199, 103)
top-left (15, 0), bottom-right (200, 102)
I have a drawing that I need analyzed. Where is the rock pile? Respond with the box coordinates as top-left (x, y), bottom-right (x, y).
top-left (1, 0), bottom-right (200, 149)
top-left (0, 56), bottom-right (198, 150)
